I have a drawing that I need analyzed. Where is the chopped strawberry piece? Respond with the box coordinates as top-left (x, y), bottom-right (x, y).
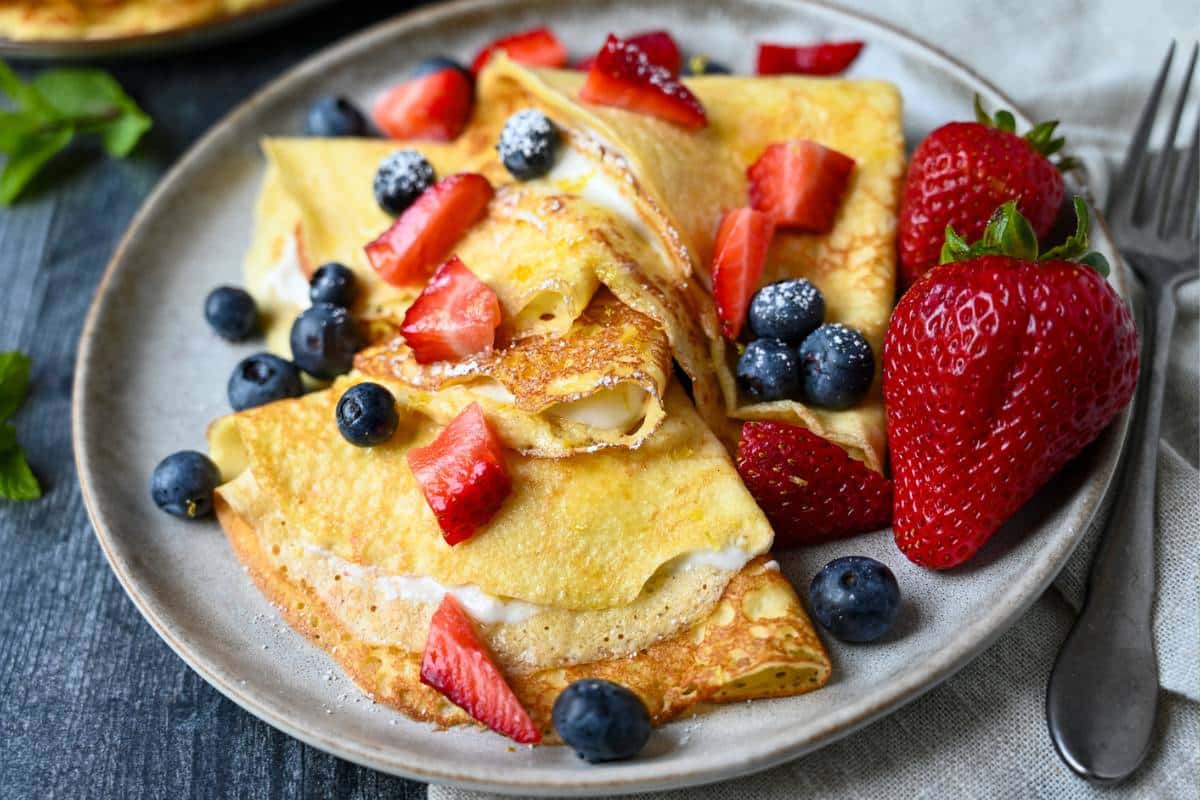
top-left (372, 68), bottom-right (474, 141)
top-left (756, 40), bottom-right (864, 75)
top-left (408, 403), bottom-right (511, 545)
top-left (365, 173), bottom-right (494, 287)
top-left (711, 207), bottom-right (774, 340)
top-left (578, 35), bottom-right (707, 128)
top-left (421, 595), bottom-right (541, 743)
top-left (748, 140), bottom-right (855, 232)
top-left (401, 257), bottom-right (501, 364)
top-left (470, 27), bottom-right (568, 75)
top-left (626, 30), bottom-right (682, 74)
top-left (737, 421), bottom-right (892, 545)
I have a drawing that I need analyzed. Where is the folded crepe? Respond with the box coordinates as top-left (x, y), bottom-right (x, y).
top-left (209, 382), bottom-right (830, 737)
top-left (248, 56), bottom-right (903, 468)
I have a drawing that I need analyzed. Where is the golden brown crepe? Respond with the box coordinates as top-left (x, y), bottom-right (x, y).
top-left (0, 0), bottom-right (280, 41)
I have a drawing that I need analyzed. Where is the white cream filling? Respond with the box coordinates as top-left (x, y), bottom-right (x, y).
top-left (258, 233), bottom-right (311, 310)
top-left (545, 147), bottom-right (671, 266)
top-left (546, 382), bottom-right (648, 431)
top-left (301, 543), bottom-right (756, 625)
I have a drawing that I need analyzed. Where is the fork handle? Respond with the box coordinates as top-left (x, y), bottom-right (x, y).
top-left (1045, 276), bottom-right (1178, 783)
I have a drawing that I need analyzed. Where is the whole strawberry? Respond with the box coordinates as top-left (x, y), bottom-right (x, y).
top-left (898, 97), bottom-right (1071, 288)
top-left (884, 199), bottom-right (1137, 569)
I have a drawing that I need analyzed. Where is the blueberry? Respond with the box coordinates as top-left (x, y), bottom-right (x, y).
top-left (374, 149), bottom-right (436, 215)
top-left (736, 339), bottom-right (802, 402)
top-left (309, 262), bottom-right (357, 308)
top-left (748, 279), bottom-right (825, 343)
top-left (150, 451), bottom-right (221, 520)
top-left (798, 323), bottom-right (874, 409)
top-left (227, 353), bottom-right (304, 411)
top-left (497, 109), bottom-right (560, 180)
top-left (289, 303), bottom-right (361, 380)
top-left (336, 382), bottom-right (399, 447)
top-left (411, 55), bottom-right (473, 84)
top-left (552, 680), bottom-right (651, 763)
top-left (204, 286), bottom-right (258, 342)
top-left (682, 55), bottom-right (732, 75)
top-left (808, 556), bottom-right (901, 643)
top-left (305, 96), bottom-right (368, 137)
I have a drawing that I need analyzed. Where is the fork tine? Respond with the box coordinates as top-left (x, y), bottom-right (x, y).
top-left (1154, 43), bottom-right (1198, 234)
top-left (1108, 41), bottom-right (1175, 220)
top-left (1180, 108), bottom-right (1200, 241)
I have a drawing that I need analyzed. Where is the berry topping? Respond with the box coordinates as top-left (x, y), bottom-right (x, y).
top-left (737, 421), bottom-right (893, 545)
top-left (150, 451), bottom-right (221, 520)
top-left (204, 286), bottom-right (258, 342)
top-left (756, 40), bottom-right (864, 75)
top-left (579, 35), bottom-right (707, 128)
top-left (420, 594), bottom-right (540, 744)
top-left (308, 262), bottom-right (357, 308)
top-left (552, 679), bottom-right (652, 763)
top-left (497, 109), bottom-right (560, 180)
top-left (470, 27), bottom-right (568, 75)
top-left (683, 55), bottom-right (731, 75)
top-left (411, 55), bottom-right (473, 83)
top-left (401, 256), bottom-right (501, 364)
top-left (711, 207), bottom-right (774, 340)
top-left (304, 96), bottom-right (369, 137)
top-left (736, 339), bottom-right (801, 403)
top-left (373, 149), bottom-right (436, 216)
top-left (289, 302), bottom-right (361, 380)
top-left (747, 278), bottom-right (825, 343)
top-left (365, 172), bottom-right (494, 286)
top-left (624, 30), bottom-right (682, 75)
top-left (886, 200), bottom-right (1136, 569)
top-left (372, 68), bottom-right (473, 141)
top-left (797, 323), bottom-right (874, 409)
top-left (227, 353), bottom-right (304, 411)
top-left (407, 403), bottom-right (511, 545)
top-left (808, 556), bottom-right (901, 642)
top-left (748, 140), bottom-right (855, 232)
top-left (336, 382), bottom-right (399, 447)
top-left (898, 96), bottom-right (1069, 287)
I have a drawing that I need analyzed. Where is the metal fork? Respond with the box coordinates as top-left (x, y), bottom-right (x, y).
top-left (1046, 41), bottom-right (1200, 784)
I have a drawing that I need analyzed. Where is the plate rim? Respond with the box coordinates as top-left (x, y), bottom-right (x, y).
top-left (72, 0), bottom-right (1134, 794)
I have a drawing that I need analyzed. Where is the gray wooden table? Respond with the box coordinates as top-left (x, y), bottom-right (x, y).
top-left (0, 6), bottom-right (431, 798)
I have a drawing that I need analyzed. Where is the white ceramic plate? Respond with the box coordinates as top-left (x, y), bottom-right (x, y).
top-left (73, 1), bottom-right (1133, 795)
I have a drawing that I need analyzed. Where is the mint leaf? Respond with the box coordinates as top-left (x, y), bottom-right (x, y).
top-left (0, 351), bottom-right (31, 421)
top-left (31, 69), bottom-right (151, 157)
top-left (0, 426), bottom-right (40, 501)
top-left (0, 127), bottom-right (72, 204)
top-left (0, 60), bottom-right (151, 204)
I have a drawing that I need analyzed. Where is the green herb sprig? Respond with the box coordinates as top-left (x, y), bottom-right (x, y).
top-left (0, 352), bottom-right (40, 501)
top-left (0, 61), bottom-right (151, 204)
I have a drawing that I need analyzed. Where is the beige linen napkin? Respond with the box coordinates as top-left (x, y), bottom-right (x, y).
top-left (431, 1), bottom-right (1199, 796)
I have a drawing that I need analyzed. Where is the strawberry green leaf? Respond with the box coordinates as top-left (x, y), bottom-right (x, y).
top-left (0, 351), bottom-right (31, 421)
top-left (0, 61), bottom-right (57, 121)
top-left (982, 201), bottom-right (1039, 261)
top-left (939, 225), bottom-right (974, 264)
top-left (1042, 196), bottom-right (1092, 261)
top-left (1080, 251), bottom-right (1111, 277)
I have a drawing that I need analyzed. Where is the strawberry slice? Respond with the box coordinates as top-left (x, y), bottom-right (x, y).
top-left (470, 27), bottom-right (568, 75)
top-left (711, 207), bottom-right (774, 340)
top-left (401, 257), bottom-right (501, 364)
top-left (365, 173), bottom-right (494, 287)
top-left (576, 30), bottom-right (681, 73)
top-left (408, 403), bottom-right (511, 546)
top-left (421, 594), bottom-right (541, 744)
top-left (748, 140), bottom-right (855, 232)
top-left (737, 421), bottom-right (892, 545)
top-left (578, 35), bottom-right (707, 128)
top-left (756, 40), bottom-right (864, 75)
top-left (372, 68), bottom-right (474, 141)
